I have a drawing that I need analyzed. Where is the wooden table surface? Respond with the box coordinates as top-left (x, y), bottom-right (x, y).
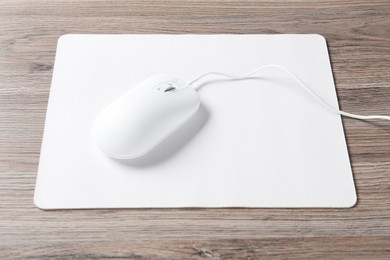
top-left (1, 0), bottom-right (389, 259)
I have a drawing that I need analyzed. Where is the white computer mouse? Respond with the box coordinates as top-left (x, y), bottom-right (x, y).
top-left (92, 74), bottom-right (200, 159)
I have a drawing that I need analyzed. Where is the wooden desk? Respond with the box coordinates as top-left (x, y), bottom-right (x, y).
top-left (1, 1), bottom-right (389, 258)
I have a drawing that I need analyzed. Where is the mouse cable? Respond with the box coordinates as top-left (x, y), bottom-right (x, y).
top-left (188, 64), bottom-right (390, 121)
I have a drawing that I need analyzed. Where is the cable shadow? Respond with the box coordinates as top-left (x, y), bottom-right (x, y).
top-left (112, 104), bottom-right (210, 168)
top-left (194, 76), bottom-right (270, 91)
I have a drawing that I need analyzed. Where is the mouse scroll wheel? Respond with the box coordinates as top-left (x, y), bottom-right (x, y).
top-left (159, 83), bottom-right (176, 93)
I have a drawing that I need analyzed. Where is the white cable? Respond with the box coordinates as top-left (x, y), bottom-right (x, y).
top-left (188, 64), bottom-right (390, 121)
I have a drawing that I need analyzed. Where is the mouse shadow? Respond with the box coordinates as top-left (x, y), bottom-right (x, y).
top-left (112, 104), bottom-right (210, 168)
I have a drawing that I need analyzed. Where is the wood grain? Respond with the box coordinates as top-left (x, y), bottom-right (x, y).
top-left (0, 0), bottom-right (389, 258)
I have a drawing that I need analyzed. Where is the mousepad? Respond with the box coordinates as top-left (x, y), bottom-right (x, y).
top-left (34, 34), bottom-right (357, 209)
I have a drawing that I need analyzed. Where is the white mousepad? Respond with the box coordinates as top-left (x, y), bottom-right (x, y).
top-left (34, 34), bottom-right (357, 209)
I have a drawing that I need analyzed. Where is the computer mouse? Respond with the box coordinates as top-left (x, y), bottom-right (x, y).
top-left (92, 74), bottom-right (200, 159)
